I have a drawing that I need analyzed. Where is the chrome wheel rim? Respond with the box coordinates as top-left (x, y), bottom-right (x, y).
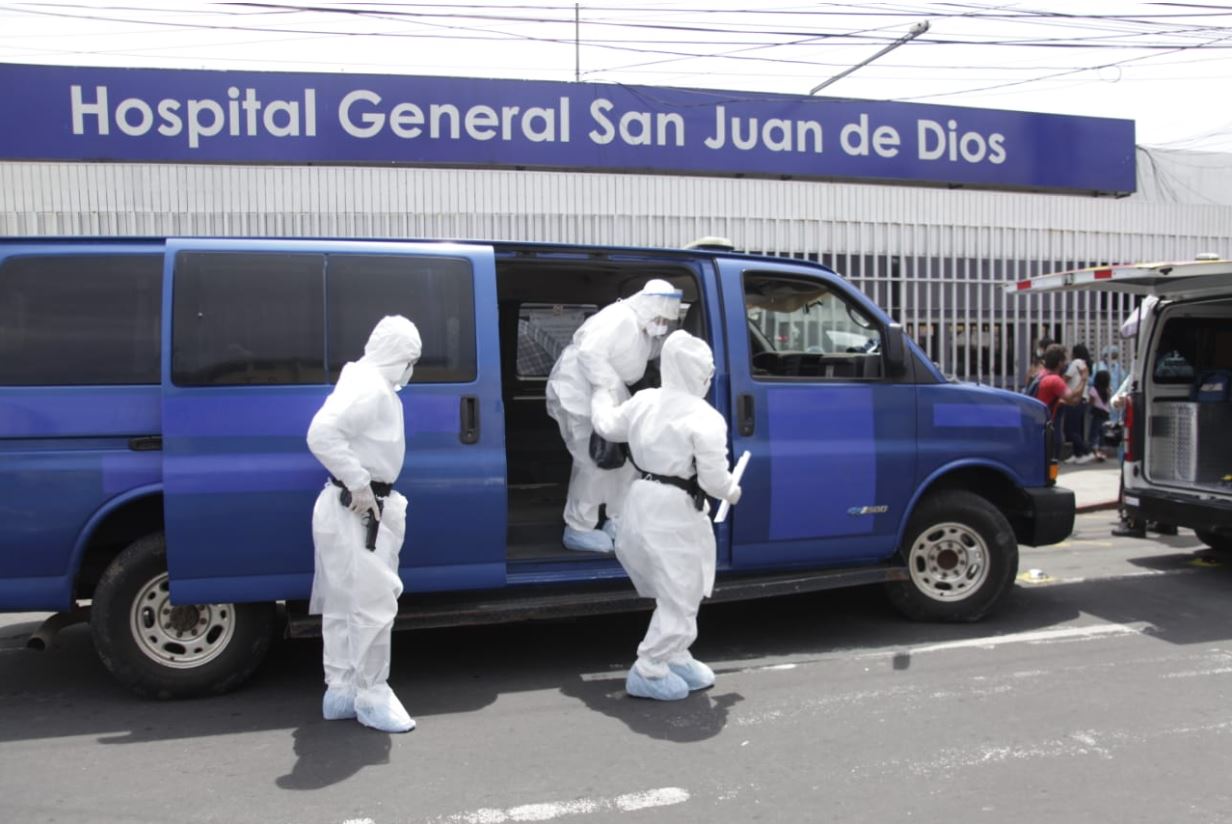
top-left (906, 521), bottom-right (990, 603)
top-left (128, 573), bottom-right (236, 669)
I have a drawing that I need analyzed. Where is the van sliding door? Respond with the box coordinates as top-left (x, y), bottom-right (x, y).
top-left (161, 239), bottom-right (505, 605)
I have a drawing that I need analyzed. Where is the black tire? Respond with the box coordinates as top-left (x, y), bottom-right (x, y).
top-left (1196, 530), bottom-right (1232, 553)
top-left (90, 533), bottom-right (276, 699)
top-left (885, 490), bottom-right (1019, 622)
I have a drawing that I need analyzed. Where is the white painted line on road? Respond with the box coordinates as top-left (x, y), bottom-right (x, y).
top-left (427, 787), bottom-right (690, 823)
top-left (863, 718), bottom-right (1232, 780)
top-left (579, 622), bottom-right (1152, 682)
top-left (579, 660), bottom-right (798, 681)
top-left (578, 669), bottom-right (627, 682)
top-left (1163, 666), bottom-right (1232, 679)
top-left (899, 730), bottom-right (1116, 776)
top-left (614, 788), bottom-right (690, 812)
top-left (507, 800), bottom-right (599, 820)
top-left (902, 622), bottom-right (1149, 656)
top-left (1034, 568), bottom-right (1199, 586)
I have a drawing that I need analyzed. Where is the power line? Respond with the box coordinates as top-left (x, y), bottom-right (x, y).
top-left (6, 1), bottom-right (1232, 96)
top-left (13, 2), bottom-right (1232, 47)
top-left (895, 25), bottom-right (1232, 102)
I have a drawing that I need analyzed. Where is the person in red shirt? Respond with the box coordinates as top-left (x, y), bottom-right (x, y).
top-left (1035, 344), bottom-right (1086, 458)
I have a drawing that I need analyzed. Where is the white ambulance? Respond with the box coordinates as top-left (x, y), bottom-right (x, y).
top-left (1011, 257), bottom-right (1232, 552)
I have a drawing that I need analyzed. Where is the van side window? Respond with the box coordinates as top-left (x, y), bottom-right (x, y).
top-left (172, 252), bottom-right (326, 386)
top-left (744, 272), bottom-right (884, 380)
top-left (0, 253), bottom-right (161, 386)
top-left (326, 255), bottom-right (477, 383)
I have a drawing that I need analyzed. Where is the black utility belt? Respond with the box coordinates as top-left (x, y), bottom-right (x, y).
top-left (329, 477), bottom-right (394, 498)
top-left (641, 471), bottom-right (705, 512)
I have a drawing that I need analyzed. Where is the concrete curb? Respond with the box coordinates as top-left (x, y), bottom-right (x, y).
top-left (1076, 500), bottom-right (1119, 514)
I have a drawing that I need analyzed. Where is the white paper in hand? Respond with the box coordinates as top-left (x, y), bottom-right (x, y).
top-left (714, 450), bottom-right (751, 524)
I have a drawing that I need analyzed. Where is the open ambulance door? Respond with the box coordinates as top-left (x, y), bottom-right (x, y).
top-left (1007, 259), bottom-right (1232, 302)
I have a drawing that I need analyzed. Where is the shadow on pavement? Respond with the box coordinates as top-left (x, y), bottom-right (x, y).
top-left (557, 673), bottom-right (743, 744)
top-left (275, 720), bottom-right (395, 791)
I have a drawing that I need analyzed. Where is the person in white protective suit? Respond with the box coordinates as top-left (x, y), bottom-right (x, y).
top-left (306, 315), bottom-right (422, 733)
top-left (545, 279), bottom-right (683, 553)
top-left (591, 330), bottom-right (742, 701)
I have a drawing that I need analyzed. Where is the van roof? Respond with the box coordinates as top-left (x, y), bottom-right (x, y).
top-left (0, 235), bottom-right (835, 271)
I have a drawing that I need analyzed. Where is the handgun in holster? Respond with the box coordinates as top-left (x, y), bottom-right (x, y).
top-left (333, 478), bottom-right (391, 551)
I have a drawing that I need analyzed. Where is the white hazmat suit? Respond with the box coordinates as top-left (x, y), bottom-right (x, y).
top-left (1120, 295), bottom-right (1158, 341)
top-left (591, 331), bottom-right (741, 701)
top-left (545, 279), bottom-right (682, 552)
top-left (307, 315), bottom-right (422, 733)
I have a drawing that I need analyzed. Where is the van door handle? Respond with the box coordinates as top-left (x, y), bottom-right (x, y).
top-left (459, 396), bottom-right (480, 445)
top-left (128, 436), bottom-right (162, 452)
top-left (737, 394), bottom-right (755, 436)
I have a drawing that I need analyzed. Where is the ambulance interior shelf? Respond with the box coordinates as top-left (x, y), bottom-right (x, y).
top-left (1146, 315), bottom-right (1232, 490)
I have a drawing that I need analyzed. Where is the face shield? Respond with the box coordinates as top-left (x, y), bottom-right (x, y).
top-left (644, 290), bottom-right (683, 337)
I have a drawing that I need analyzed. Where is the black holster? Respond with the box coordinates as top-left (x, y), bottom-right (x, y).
top-left (639, 470), bottom-right (705, 511)
top-left (625, 453), bottom-right (704, 511)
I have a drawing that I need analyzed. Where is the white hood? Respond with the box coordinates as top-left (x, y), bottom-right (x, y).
top-left (660, 330), bottom-right (714, 397)
top-left (360, 315), bottom-right (422, 387)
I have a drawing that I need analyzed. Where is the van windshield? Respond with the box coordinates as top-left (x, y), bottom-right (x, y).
top-left (745, 277), bottom-right (878, 355)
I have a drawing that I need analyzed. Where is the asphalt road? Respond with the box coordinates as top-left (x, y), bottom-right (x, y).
top-left (2, 512), bottom-right (1231, 824)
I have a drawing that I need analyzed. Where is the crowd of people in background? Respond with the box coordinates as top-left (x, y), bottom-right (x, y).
top-left (1023, 338), bottom-right (1119, 464)
top-left (1022, 318), bottom-right (1176, 541)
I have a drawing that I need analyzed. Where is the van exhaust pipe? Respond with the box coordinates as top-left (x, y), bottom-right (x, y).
top-left (27, 607), bottom-right (90, 651)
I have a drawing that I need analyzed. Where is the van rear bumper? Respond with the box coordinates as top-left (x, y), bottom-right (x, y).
top-left (1020, 486), bottom-right (1076, 547)
top-left (1127, 489), bottom-right (1232, 531)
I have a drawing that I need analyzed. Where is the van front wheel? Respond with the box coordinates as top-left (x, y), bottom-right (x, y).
top-left (90, 533), bottom-right (276, 699)
top-left (886, 490), bottom-right (1018, 622)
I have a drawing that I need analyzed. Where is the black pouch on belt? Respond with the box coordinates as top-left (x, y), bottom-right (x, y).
top-left (331, 477), bottom-right (393, 550)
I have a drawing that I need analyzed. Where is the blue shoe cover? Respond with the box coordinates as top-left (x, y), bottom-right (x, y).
top-left (626, 668), bottom-right (689, 701)
top-left (601, 518), bottom-right (619, 543)
top-left (355, 685), bottom-right (416, 733)
top-left (563, 526), bottom-right (614, 553)
top-left (668, 659), bottom-right (715, 691)
top-left (322, 685), bottom-right (357, 720)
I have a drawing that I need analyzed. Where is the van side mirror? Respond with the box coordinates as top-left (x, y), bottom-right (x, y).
top-left (883, 323), bottom-right (907, 377)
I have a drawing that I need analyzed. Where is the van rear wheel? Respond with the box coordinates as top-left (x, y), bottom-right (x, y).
top-left (886, 490), bottom-right (1018, 622)
top-left (90, 532), bottom-right (276, 699)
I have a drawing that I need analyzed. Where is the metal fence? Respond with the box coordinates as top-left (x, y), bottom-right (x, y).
top-left (759, 246), bottom-right (1142, 390)
top-left (2, 160), bottom-right (1229, 390)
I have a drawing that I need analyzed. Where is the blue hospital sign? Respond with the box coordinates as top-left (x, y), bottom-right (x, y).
top-left (0, 63), bottom-right (1136, 194)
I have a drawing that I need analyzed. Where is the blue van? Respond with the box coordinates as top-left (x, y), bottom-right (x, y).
top-left (0, 237), bottom-right (1074, 697)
